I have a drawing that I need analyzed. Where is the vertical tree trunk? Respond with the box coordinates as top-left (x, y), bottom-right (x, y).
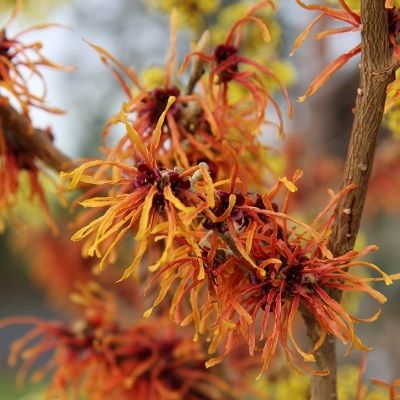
top-left (306, 1), bottom-right (397, 399)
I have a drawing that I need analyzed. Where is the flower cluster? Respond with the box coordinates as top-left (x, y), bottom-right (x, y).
top-left (62, 98), bottom-right (212, 281)
top-left (1, 283), bottom-right (235, 400)
top-left (0, 1), bottom-right (400, 399)
top-left (0, 11), bottom-right (69, 115)
top-left (56, 1), bottom-right (399, 380)
top-left (0, 6), bottom-right (70, 232)
top-left (146, 176), bottom-right (396, 377)
top-left (292, 0), bottom-right (400, 102)
top-left (180, 0), bottom-right (291, 137)
top-left (148, 0), bottom-right (220, 32)
top-left (88, 3), bottom-right (290, 189)
top-left (63, 113), bottom-right (396, 377)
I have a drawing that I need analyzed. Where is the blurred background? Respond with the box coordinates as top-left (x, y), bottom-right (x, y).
top-left (0, 0), bottom-right (399, 398)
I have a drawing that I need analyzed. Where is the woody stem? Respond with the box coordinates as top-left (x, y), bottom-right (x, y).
top-left (0, 97), bottom-right (71, 171)
top-left (304, 1), bottom-right (397, 399)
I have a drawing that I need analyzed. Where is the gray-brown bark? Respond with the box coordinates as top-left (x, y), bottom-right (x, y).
top-left (305, 1), bottom-right (398, 399)
top-left (0, 97), bottom-right (71, 171)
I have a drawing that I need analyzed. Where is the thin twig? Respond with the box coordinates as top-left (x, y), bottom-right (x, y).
top-left (0, 97), bottom-right (72, 172)
top-left (184, 31), bottom-right (210, 95)
top-left (218, 230), bottom-right (255, 278)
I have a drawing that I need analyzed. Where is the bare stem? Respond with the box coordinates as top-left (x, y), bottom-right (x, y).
top-left (304, 1), bottom-right (397, 399)
top-left (0, 97), bottom-right (71, 171)
top-left (184, 31), bottom-right (210, 95)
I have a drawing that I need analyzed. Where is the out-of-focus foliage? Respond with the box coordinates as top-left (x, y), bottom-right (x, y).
top-left (0, 0), bottom-right (67, 17)
top-left (283, 136), bottom-right (400, 218)
top-left (385, 106), bottom-right (400, 139)
top-left (255, 363), bottom-right (389, 399)
top-left (148, 0), bottom-right (220, 31)
top-left (343, 0), bottom-right (400, 9)
top-left (1, 171), bottom-right (62, 233)
top-left (386, 70), bottom-right (400, 139)
top-left (140, 65), bottom-right (166, 90)
top-left (256, 369), bottom-right (310, 399)
top-left (338, 365), bottom-right (387, 400)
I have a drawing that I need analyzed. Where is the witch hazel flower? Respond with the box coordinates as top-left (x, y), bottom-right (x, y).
top-left (61, 97), bottom-right (217, 281)
top-left (0, 6), bottom-right (71, 116)
top-left (292, 0), bottom-right (400, 102)
top-left (0, 283), bottom-right (236, 400)
top-left (86, 11), bottom-right (201, 169)
top-left (0, 97), bottom-right (68, 234)
top-left (0, 6), bottom-right (71, 233)
top-left (180, 0), bottom-right (292, 137)
top-left (87, 10), bottom-right (279, 187)
top-left (144, 170), bottom-right (398, 378)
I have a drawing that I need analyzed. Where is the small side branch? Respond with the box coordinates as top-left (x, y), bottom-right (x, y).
top-left (184, 31), bottom-right (210, 95)
top-left (0, 97), bottom-right (71, 172)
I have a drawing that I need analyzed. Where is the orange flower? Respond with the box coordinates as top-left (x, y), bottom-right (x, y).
top-left (0, 101), bottom-right (61, 233)
top-left (87, 11), bottom-right (199, 170)
top-left (145, 173), bottom-right (397, 377)
top-left (1, 283), bottom-right (235, 400)
top-left (0, 6), bottom-right (70, 116)
top-left (292, 0), bottom-right (400, 101)
top-left (292, 0), bottom-right (361, 101)
top-left (88, 11), bottom-right (277, 187)
top-left (61, 98), bottom-right (214, 281)
top-left (293, 1), bottom-right (400, 104)
top-left (180, 0), bottom-right (292, 137)
top-left (0, 7), bottom-right (71, 232)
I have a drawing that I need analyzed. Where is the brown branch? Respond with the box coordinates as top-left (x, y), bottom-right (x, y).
top-left (218, 230), bottom-right (256, 278)
top-left (0, 97), bottom-right (72, 172)
top-left (304, 2), bottom-right (398, 399)
top-left (184, 31), bottom-right (210, 95)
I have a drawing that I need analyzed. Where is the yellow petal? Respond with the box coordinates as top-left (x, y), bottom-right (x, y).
top-left (123, 115), bottom-right (150, 163)
top-left (163, 185), bottom-right (195, 214)
top-left (118, 237), bottom-right (148, 282)
top-left (79, 196), bottom-right (126, 208)
top-left (135, 186), bottom-right (156, 241)
top-left (386, 0), bottom-right (394, 8)
top-left (60, 160), bottom-right (104, 189)
top-left (279, 177), bottom-right (297, 193)
top-left (150, 96), bottom-right (176, 159)
top-left (199, 163), bottom-right (215, 208)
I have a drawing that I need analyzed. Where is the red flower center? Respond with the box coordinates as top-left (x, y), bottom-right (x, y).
top-left (214, 44), bottom-right (239, 82)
